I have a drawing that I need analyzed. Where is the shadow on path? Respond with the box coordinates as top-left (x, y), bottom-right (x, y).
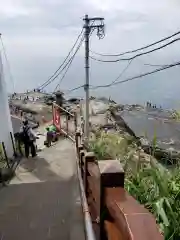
top-left (16, 155), bottom-right (61, 182)
top-left (0, 139), bottom-right (85, 240)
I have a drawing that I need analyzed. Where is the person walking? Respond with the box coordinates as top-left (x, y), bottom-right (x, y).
top-left (20, 120), bottom-right (37, 158)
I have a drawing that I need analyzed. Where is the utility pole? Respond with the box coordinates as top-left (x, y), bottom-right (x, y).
top-left (83, 14), bottom-right (105, 140)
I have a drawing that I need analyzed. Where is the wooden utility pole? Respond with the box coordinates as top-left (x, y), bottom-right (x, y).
top-left (83, 14), bottom-right (105, 140)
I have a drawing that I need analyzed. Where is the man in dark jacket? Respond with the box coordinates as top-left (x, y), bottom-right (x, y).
top-left (20, 120), bottom-right (37, 158)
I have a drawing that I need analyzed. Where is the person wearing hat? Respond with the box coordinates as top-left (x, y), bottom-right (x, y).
top-left (20, 120), bottom-right (37, 158)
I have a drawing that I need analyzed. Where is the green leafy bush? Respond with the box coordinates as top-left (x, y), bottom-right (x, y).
top-left (89, 131), bottom-right (180, 239)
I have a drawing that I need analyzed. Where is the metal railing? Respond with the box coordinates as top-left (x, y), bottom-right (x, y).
top-left (52, 102), bottom-right (78, 141)
top-left (0, 132), bottom-right (23, 170)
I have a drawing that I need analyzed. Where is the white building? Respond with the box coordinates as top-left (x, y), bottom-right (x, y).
top-left (0, 53), bottom-right (14, 158)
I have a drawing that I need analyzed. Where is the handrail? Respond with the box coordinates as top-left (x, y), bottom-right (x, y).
top-left (76, 154), bottom-right (96, 240)
top-left (52, 102), bottom-right (77, 141)
top-left (53, 102), bottom-right (75, 117)
top-left (75, 132), bottom-right (163, 240)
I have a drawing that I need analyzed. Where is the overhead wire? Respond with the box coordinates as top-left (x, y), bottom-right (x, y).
top-left (41, 35), bottom-right (84, 90)
top-left (0, 34), bottom-right (15, 92)
top-left (45, 60), bottom-right (180, 95)
top-left (90, 29), bottom-right (180, 57)
top-left (90, 61), bottom-right (180, 89)
top-left (53, 56), bottom-right (75, 92)
top-left (90, 38), bottom-right (180, 63)
top-left (144, 63), bottom-right (169, 67)
top-left (41, 21), bottom-right (96, 92)
top-left (38, 28), bottom-right (84, 90)
top-left (65, 84), bottom-right (85, 94)
top-left (111, 59), bottom-right (133, 84)
top-left (53, 36), bottom-right (84, 92)
top-left (54, 21), bottom-right (96, 94)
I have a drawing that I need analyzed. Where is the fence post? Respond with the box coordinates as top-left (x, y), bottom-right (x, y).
top-left (74, 112), bottom-right (77, 132)
top-left (66, 113), bottom-right (69, 136)
top-left (2, 142), bottom-right (10, 168)
top-left (10, 132), bottom-right (17, 157)
top-left (84, 152), bottom-right (96, 196)
top-left (75, 131), bottom-right (79, 152)
top-left (98, 160), bottom-right (124, 239)
top-left (78, 145), bottom-right (84, 159)
top-left (80, 150), bottom-right (85, 175)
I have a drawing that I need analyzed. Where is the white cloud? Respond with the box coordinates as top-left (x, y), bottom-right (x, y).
top-left (0, 1), bottom-right (39, 18)
top-left (0, 0), bottom-right (180, 107)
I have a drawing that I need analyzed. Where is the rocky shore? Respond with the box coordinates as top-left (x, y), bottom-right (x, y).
top-left (9, 91), bottom-right (180, 164)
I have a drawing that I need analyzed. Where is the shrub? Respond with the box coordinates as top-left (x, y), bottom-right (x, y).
top-left (89, 131), bottom-right (180, 239)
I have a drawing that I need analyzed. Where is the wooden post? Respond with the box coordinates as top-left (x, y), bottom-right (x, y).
top-left (84, 152), bottom-right (96, 196)
top-left (75, 131), bottom-right (81, 153)
top-left (74, 112), bottom-right (77, 132)
top-left (79, 150), bottom-right (85, 172)
top-left (98, 160), bottom-right (124, 239)
top-left (2, 142), bottom-right (10, 168)
top-left (78, 145), bottom-right (84, 160)
top-left (66, 113), bottom-right (69, 136)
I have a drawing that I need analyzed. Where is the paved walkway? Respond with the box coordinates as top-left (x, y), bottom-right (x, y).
top-left (0, 139), bottom-right (85, 240)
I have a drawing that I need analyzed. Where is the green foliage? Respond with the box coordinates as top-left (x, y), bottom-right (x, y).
top-left (89, 131), bottom-right (135, 161)
top-left (126, 163), bottom-right (180, 239)
top-left (89, 131), bottom-right (180, 239)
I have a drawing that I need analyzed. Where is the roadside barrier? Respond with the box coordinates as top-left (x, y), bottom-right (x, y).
top-left (52, 102), bottom-right (77, 141)
top-left (75, 131), bottom-right (163, 240)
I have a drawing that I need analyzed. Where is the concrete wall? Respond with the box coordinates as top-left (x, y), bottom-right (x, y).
top-left (0, 53), bottom-right (14, 158)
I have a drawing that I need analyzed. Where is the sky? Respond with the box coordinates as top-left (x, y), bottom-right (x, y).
top-left (1, 0), bottom-right (180, 107)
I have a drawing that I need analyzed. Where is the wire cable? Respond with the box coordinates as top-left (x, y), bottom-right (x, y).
top-left (90, 29), bottom-right (180, 57)
top-left (90, 61), bottom-right (180, 89)
top-left (38, 28), bottom-right (84, 90)
top-left (65, 84), bottom-right (85, 94)
top-left (111, 59), bottom-right (133, 84)
top-left (53, 21), bottom-right (96, 93)
top-left (42, 36), bottom-right (84, 90)
top-left (90, 38), bottom-right (180, 63)
top-left (53, 56), bottom-right (74, 92)
top-left (144, 63), bottom-right (169, 67)
top-left (0, 34), bottom-right (15, 92)
top-left (53, 37), bottom-right (84, 92)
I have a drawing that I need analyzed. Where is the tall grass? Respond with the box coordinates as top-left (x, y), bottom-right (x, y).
top-left (89, 131), bottom-right (180, 239)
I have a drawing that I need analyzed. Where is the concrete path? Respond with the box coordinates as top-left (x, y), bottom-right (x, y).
top-left (0, 139), bottom-right (85, 240)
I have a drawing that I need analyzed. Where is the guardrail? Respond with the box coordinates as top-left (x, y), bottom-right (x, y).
top-left (52, 102), bottom-right (77, 141)
top-left (0, 132), bottom-right (19, 170)
top-left (75, 131), bottom-right (163, 240)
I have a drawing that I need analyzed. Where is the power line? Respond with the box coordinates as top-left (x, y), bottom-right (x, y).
top-left (111, 59), bottom-right (133, 84)
top-left (53, 56), bottom-right (74, 92)
top-left (65, 84), bottom-right (84, 94)
top-left (90, 38), bottom-right (180, 63)
top-left (144, 63), bottom-right (168, 67)
top-left (53, 22), bottom-right (96, 93)
top-left (41, 36), bottom-right (84, 90)
top-left (90, 61), bottom-right (180, 89)
top-left (38, 28), bottom-right (84, 90)
top-left (90, 29), bottom-right (180, 57)
top-left (0, 34), bottom-right (15, 92)
top-left (53, 37), bottom-right (84, 92)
